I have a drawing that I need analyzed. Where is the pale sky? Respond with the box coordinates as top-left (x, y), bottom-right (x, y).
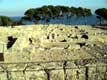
top-left (0, 0), bottom-right (107, 16)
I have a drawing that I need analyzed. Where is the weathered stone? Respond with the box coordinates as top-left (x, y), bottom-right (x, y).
top-left (10, 72), bottom-right (25, 80)
top-left (50, 70), bottom-right (64, 80)
top-left (68, 44), bottom-right (80, 50)
top-left (0, 72), bottom-right (7, 80)
top-left (66, 68), bottom-right (86, 80)
top-left (25, 71), bottom-right (47, 80)
top-left (0, 25), bottom-right (107, 80)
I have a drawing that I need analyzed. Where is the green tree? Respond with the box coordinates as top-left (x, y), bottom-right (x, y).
top-left (96, 16), bottom-right (102, 25)
top-left (0, 16), bottom-right (13, 26)
top-left (24, 5), bottom-right (92, 25)
top-left (33, 15), bottom-right (41, 24)
top-left (74, 7), bottom-right (91, 25)
top-left (95, 8), bottom-right (107, 25)
top-left (83, 8), bottom-right (92, 25)
top-left (24, 8), bottom-right (35, 18)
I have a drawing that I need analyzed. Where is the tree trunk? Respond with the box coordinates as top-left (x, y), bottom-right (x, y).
top-left (100, 18), bottom-right (101, 25)
top-left (84, 16), bottom-right (87, 25)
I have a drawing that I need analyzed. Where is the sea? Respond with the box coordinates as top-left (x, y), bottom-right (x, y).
top-left (10, 15), bottom-right (98, 25)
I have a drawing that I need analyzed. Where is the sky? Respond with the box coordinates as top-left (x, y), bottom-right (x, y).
top-left (0, 0), bottom-right (107, 16)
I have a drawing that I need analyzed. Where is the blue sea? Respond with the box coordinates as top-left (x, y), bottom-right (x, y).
top-left (10, 15), bottom-right (98, 25)
top-left (10, 16), bottom-right (21, 21)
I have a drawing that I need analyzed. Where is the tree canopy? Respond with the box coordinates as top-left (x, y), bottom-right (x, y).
top-left (95, 8), bottom-right (107, 20)
top-left (23, 5), bottom-right (92, 23)
top-left (95, 8), bottom-right (107, 25)
top-left (0, 16), bottom-right (13, 26)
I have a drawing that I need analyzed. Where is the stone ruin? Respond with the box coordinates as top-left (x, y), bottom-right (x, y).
top-left (0, 24), bottom-right (107, 80)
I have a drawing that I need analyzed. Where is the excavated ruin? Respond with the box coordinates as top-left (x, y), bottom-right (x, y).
top-left (0, 24), bottom-right (107, 80)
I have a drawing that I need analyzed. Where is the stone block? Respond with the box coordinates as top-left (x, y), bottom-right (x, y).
top-left (25, 71), bottom-right (47, 80)
top-left (0, 72), bottom-right (7, 80)
top-left (10, 72), bottom-right (25, 80)
top-left (66, 68), bottom-right (85, 80)
top-left (50, 70), bottom-right (64, 80)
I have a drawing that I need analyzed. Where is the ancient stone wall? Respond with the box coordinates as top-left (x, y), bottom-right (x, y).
top-left (0, 60), bottom-right (107, 80)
